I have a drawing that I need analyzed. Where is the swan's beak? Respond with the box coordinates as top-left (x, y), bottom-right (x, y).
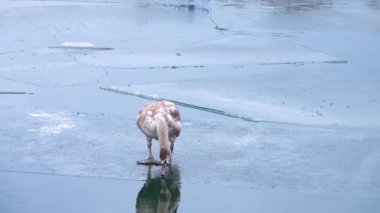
top-left (161, 161), bottom-right (169, 176)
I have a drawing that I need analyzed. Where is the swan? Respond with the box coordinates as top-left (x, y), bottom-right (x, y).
top-left (136, 101), bottom-right (181, 175)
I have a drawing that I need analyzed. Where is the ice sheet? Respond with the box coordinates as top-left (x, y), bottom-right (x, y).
top-left (1, 0), bottom-right (380, 212)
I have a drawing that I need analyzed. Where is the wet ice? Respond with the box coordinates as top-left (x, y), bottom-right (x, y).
top-left (1, 0), bottom-right (380, 212)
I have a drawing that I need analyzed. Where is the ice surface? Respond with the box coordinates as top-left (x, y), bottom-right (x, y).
top-left (77, 34), bottom-right (343, 68)
top-left (1, 0), bottom-right (380, 212)
top-left (2, 170), bottom-right (379, 213)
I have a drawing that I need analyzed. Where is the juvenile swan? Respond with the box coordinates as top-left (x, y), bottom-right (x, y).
top-left (136, 101), bottom-right (181, 173)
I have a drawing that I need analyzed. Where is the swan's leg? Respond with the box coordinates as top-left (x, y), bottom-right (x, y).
top-left (147, 137), bottom-right (154, 161)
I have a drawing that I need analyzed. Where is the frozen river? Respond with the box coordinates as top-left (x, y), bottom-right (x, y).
top-left (1, 0), bottom-right (380, 212)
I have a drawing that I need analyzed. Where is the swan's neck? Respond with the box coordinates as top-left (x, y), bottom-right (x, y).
top-left (155, 114), bottom-right (171, 161)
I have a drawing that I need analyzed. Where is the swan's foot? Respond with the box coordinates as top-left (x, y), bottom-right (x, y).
top-left (137, 159), bottom-right (162, 165)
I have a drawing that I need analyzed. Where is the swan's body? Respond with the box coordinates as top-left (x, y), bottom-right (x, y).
top-left (137, 101), bottom-right (181, 165)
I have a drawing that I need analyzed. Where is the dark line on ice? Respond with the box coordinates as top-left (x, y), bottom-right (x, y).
top-left (0, 70), bottom-right (108, 89)
top-left (11, 0), bottom-right (207, 9)
top-left (0, 50), bottom-right (24, 55)
top-left (0, 91), bottom-right (34, 95)
top-left (87, 64), bottom-right (205, 70)
top-left (0, 169), bottom-right (145, 182)
top-left (260, 60), bottom-right (348, 65)
top-left (208, 16), bottom-right (229, 31)
top-left (100, 86), bottom-right (256, 122)
top-left (49, 46), bottom-right (114, 51)
top-left (100, 86), bottom-right (305, 126)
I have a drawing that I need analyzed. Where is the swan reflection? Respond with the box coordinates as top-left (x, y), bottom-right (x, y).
top-left (136, 165), bottom-right (181, 213)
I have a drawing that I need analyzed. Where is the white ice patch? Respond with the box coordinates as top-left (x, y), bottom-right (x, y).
top-left (131, 91), bottom-right (141, 95)
top-left (61, 42), bottom-right (96, 48)
top-left (150, 94), bottom-right (160, 99)
top-left (27, 113), bottom-right (75, 136)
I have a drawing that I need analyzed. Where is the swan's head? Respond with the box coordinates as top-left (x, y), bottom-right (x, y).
top-left (160, 147), bottom-right (171, 176)
top-left (160, 146), bottom-right (171, 161)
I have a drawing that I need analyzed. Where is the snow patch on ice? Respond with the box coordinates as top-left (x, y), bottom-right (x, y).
top-left (27, 113), bottom-right (75, 136)
top-left (131, 91), bottom-right (141, 95)
top-left (150, 94), bottom-right (160, 99)
top-left (61, 42), bottom-right (96, 48)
